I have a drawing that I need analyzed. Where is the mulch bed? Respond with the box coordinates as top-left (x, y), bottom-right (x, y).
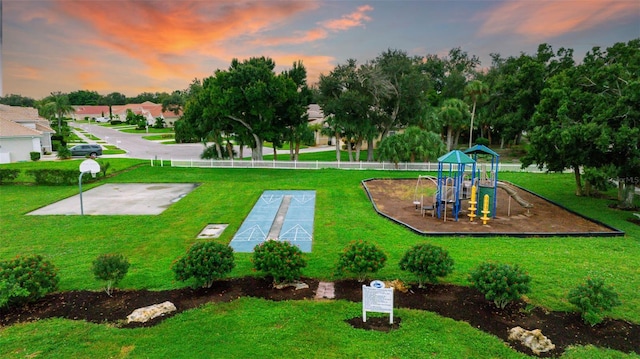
top-left (1, 277), bottom-right (638, 358)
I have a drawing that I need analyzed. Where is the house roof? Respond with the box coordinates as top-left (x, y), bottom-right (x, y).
top-left (0, 104), bottom-right (41, 121)
top-left (0, 105), bottom-right (50, 137)
top-left (0, 118), bottom-right (43, 137)
top-left (74, 105), bottom-right (110, 116)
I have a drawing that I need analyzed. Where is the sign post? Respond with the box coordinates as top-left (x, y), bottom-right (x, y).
top-left (362, 280), bottom-right (394, 324)
top-left (78, 159), bottom-right (100, 215)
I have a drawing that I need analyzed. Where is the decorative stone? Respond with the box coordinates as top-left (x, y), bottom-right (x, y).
top-left (508, 326), bottom-right (556, 355)
top-left (274, 281), bottom-right (309, 290)
top-left (126, 301), bottom-right (177, 323)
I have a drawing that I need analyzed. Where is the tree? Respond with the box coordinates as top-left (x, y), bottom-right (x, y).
top-left (0, 94), bottom-right (36, 107)
top-left (68, 90), bottom-right (101, 105)
top-left (38, 92), bottom-right (74, 134)
top-left (464, 80), bottom-right (489, 148)
top-left (161, 90), bottom-right (186, 115)
top-left (377, 127), bottom-right (444, 166)
top-left (187, 57), bottom-right (304, 161)
top-left (438, 98), bottom-right (469, 151)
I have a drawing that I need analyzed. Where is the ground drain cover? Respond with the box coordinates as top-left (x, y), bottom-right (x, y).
top-left (197, 224), bottom-right (228, 239)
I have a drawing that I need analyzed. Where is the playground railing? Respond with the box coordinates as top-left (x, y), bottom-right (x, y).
top-left (168, 159), bottom-right (568, 173)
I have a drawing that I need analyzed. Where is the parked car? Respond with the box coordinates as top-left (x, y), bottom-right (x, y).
top-left (69, 144), bottom-right (103, 157)
top-left (94, 117), bottom-right (110, 123)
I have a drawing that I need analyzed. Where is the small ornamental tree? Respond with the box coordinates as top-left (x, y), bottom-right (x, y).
top-left (92, 253), bottom-right (130, 296)
top-left (336, 240), bottom-right (387, 282)
top-left (0, 255), bottom-right (59, 309)
top-left (252, 240), bottom-right (306, 285)
top-left (468, 262), bottom-right (531, 309)
top-left (399, 244), bottom-right (454, 287)
top-left (568, 277), bottom-right (621, 326)
top-left (172, 242), bottom-right (235, 288)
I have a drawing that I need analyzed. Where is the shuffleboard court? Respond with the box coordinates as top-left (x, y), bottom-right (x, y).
top-left (230, 190), bottom-right (315, 252)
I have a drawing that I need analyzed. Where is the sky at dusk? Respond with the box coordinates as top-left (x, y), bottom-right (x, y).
top-left (2, 0), bottom-right (639, 99)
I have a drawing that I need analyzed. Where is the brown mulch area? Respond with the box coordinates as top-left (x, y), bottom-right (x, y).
top-left (1, 277), bottom-right (638, 358)
top-left (363, 179), bottom-right (620, 235)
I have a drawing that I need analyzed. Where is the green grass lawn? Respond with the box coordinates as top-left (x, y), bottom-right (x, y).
top-left (0, 161), bottom-right (638, 358)
top-left (120, 127), bottom-right (174, 134)
top-left (142, 133), bottom-right (175, 141)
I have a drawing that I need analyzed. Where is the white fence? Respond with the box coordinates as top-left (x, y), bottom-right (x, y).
top-left (168, 158), bottom-right (558, 173)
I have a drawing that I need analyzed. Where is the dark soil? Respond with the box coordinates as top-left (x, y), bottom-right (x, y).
top-left (1, 277), bottom-right (638, 358)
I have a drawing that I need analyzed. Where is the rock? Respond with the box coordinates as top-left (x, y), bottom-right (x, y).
top-left (274, 281), bottom-right (309, 290)
top-left (508, 326), bottom-right (555, 355)
top-left (126, 301), bottom-right (177, 323)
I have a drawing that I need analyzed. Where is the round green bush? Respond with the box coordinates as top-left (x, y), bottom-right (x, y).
top-left (399, 244), bottom-right (454, 287)
top-left (468, 262), bottom-right (531, 309)
top-left (252, 240), bottom-right (306, 285)
top-left (92, 253), bottom-right (130, 296)
top-left (336, 240), bottom-right (387, 282)
top-left (475, 137), bottom-right (490, 146)
top-left (0, 255), bottom-right (59, 309)
top-left (172, 242), bottom-right (235, 288)
top-left (568, 277), bottom-right (621, 326)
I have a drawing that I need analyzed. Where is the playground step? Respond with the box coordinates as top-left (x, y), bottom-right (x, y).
top-left (315, 281), bottom-right (335, 299)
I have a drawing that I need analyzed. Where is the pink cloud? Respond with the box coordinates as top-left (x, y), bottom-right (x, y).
top-left (321, 5), bottom-right (374, 31)
top-left (478, 0), bottom-right (638, 40)
top-left (53, 1), bottom-right (318, 78)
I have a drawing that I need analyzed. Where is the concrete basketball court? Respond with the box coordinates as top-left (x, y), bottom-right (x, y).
top-left (28, 183), bottom-right (198, 215)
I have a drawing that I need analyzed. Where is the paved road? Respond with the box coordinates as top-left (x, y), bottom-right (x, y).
top-left (75, 123), bottom-right (333, 160)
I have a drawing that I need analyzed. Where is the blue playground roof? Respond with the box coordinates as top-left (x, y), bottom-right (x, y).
top-left (464, 145), bottom-right (500, 158)
top-left (437, 150), bottom-right (475, 164)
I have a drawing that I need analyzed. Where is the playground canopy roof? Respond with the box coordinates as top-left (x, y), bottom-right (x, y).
top-left (464, 145), bottom-right (500, 158)
top-left (437, 150), bottom-right (475, 164)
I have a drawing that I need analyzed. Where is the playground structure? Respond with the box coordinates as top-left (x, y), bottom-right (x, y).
top-left (415, 145), bottom-right (533, 223)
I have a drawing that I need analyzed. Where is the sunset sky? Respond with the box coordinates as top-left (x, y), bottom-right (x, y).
top-left (3, 0), bottom-right (639, 99)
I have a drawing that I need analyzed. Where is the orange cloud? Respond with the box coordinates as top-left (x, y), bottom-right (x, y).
top-left (321, 5), bottom-right (373, 31)
top-left (54, 1), bottom-right (318, 78)
top-left (478, 0), bottom-right (638, 40)
top-left (272, 53), bottom-right (336, 83)
top-left (8, 64), bottom-right (41, 81)
top-left (249, 4), bottom-right (374, 47)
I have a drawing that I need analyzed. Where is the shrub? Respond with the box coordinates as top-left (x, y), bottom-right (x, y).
top-left (475, 137), bottom-right (490, 146)
top-left (399, 244), bottom-right (454, 287)
top-left (468, 262), bottom-right (531, 309)
top-left (568, 277), bottom-right (621, 326)
top-left (336, 240), bottom-right (386, 282)
top-left (110, 120), bottom-right (123, 125)
top-left (30, 152), bottom-right (41, 161)
top-left (26, 169), bottom-right (79, 185)
top-left (172, 242), bottom-right (235, 288)
top-left (56, 146), bottom-right (72, 159)
top-left (252, 240), bottom-right (306, 285)
top-left (92, 254), bottom-right (130, 296)
top-left (0, 168), bottom-right (20, 184)
top-left (0, 255), bottom-right (59, 309)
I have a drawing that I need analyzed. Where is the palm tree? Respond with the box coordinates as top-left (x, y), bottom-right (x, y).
top-left (464, 80), bottom-right (489, 148)
top-left (39, 92), bottom-right (74, 133)
top-left (438, 98), bottom-right (469, 151)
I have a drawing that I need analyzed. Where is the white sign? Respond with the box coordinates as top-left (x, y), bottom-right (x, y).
top-left (362, 282), bottom-right (394, 324)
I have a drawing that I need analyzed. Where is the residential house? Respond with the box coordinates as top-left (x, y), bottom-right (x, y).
top-left (0, 105), bottom-right (55, 163)
top-left (73, 102), bottom-right (182, 127)
top-left (72, 105), bottom-right (111, 122)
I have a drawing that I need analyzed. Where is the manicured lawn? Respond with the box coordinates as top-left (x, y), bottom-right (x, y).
top-left (0, 161), bottom-right (638, 358)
